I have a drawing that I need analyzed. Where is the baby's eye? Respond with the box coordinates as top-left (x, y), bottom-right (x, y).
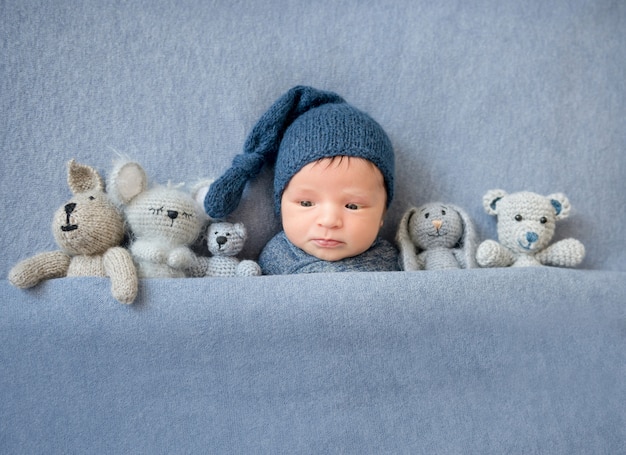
top-left (345, 203), bottom-right (359, 210)
top-left (300, 201), bottom-right (313, 207)
top-left (539, 217), bottom-right (548, 224)
top-left (515, 214), bottom-right (523, 222)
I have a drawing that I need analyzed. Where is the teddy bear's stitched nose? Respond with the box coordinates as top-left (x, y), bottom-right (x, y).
top-left (65, 203), bottom-right (76, 215)
top-left (526, 232), bottom-right (539, 244)
top-left (216, 236), bottom-right (228, 246)
top-left (432, 219), bottom-right (443, 231)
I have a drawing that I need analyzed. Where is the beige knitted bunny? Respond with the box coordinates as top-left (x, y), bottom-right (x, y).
top-left (8, 160), bottom-right (138, 304)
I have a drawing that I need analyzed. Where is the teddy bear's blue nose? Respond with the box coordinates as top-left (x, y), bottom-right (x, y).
top-left (526, 232), bottom-right (539, 244)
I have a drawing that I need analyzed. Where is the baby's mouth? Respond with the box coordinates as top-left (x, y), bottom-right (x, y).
top-left (313, 239), bottom-right (343, 248)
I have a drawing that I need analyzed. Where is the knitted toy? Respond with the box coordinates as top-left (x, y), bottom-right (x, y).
top-left (396, 202), bottom-right (477, 270)
top-left (476, 189), bottom-right (585, 268)
top-left (107, 160), bottom-right (207, 278)
top-left (8, 160), bottom-right (138, 304)
top-left (190, 221), bottom-right (261, 277)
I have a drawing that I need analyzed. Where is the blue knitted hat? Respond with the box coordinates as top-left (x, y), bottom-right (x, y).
top-left (204, 86), bottom-right (394, 218)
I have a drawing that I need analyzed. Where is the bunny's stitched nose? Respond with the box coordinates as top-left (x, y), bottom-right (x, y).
top-left (61, 202), bottom-right (78, 232)
top-left (432, 219), bottom-right (443, 231)
top-left (167, 210), bottom-right (178, 220)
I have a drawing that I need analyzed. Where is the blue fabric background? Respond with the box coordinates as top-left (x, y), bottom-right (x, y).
top-left (1, 0), bottom-right (625, 453)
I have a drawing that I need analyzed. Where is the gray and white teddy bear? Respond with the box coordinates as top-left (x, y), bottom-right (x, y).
top-left (190, 221), bottom-right (261, 277)
top-left (476, 189), bottom-right (585, 268)
top-left (396, 202), bottom-right (478, 270)
top-left (108, 160), bottom-right (207, 278)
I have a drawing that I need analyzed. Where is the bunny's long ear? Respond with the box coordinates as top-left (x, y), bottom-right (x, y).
top-left (107, 160), bottom-right (148, 206)
top-left (395, 207), bottom-right (421, 271)
top-left (450, 204), bottom-right (478, 268)
top-left (67, 159), bottom-right (104, 194)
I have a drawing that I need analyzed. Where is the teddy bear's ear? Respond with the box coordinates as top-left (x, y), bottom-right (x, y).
top-left (547, 193), bottom-right (571, 220)
top-left (107, 160), bottom-right (147, 206)
top-left (233, 222), bottom-right (246, 238)
top-left (67, 159), bottom-right (104, 195)
top-left (483, 189), bottom-right (508, 215)
top-left (395, 207), bottom-right (420, 271)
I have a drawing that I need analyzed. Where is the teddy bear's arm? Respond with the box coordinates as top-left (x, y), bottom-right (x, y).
top-left (476, 240), bottom-right (515, 268)
top-left (236, 260), bottom-right (262, 276)
top-left (103, 247), bottom-right (138, 304)
top-left (535, 238), bottom-right (585, 268)
top-left (8, 251), bottom-right (71, 288)
top-left (185, 255), bottom-right (210, 278)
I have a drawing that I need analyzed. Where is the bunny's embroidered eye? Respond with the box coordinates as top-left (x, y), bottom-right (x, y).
top-left (89, 196), bottom-right (95, 200)
top-left (515, 214), bottom-right (523, 222)
top-left (424, 213), bottom-right (430, 219)
top-left (149, 206), bottom-right (164, 215)
top-left (540, 217), bottom-right (548, 224)
top-left (180, 211), bottom-right (193, 219)
top-left (441, 209), bottom-right (446, 215)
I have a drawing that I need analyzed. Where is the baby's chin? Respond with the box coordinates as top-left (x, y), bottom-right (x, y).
top-left (303, 244), bottom-right (369, 262)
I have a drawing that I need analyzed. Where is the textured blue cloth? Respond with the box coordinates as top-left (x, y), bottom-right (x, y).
top-left (258, 231), bottom-right (400, 274)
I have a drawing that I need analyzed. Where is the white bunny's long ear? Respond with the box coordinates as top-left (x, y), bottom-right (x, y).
top-left (395, 207), bottom-right (421, 271)
top-left (107, 160), bottom-right (147, 206)
top-left (450, 204), bottom-right (478, 269)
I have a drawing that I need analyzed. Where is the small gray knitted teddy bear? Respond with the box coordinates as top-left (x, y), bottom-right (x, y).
top-left (8, 159), bottom-right (138, 304)
top-left (476, 189), bottom-right (585, 268)
top-left (190, 221), bottom-right (261, 277)
top-left (108, 160), bottom-right (207, 278)
top-left (396, 202), bottom-right (477, 270)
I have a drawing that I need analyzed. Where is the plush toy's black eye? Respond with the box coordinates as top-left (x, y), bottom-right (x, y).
top-left (89, 196), bottom-right (95, 200)
top-left (540, 217), bottom-right (548, 224)
top-left (424, 213), bottom-right (429, 219)
top-left (515, 214), bottom-right (523, 222)
top-left (441, 209), bottom-right (446, 215)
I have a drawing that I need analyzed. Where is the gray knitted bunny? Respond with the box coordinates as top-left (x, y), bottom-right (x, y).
top-left (396, 202), bottom-right (477, 270)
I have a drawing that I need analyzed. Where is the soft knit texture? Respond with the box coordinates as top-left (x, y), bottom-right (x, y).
top-left (476, 190), bottom-right (585, 268)
top-left (8, 160), bottom-right (138, 304)
top-left (108, 160), bottom-right (207, 278)
top-left (258, 231), bottom-right (399, 274)
top-left (396, 202), bottom-right (478, 270)
top-left (204, 86), bottom-right (394, 218)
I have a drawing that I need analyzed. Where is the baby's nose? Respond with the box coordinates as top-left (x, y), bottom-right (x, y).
top-left (318, 206), bottom-right (342, 228)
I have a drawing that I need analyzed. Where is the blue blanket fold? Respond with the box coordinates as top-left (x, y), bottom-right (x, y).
top-left (2, 269), bottom-right (624, 454)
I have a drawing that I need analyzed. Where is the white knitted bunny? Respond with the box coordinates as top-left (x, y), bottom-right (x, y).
top-left (108, 160), bottom-right (207, 278)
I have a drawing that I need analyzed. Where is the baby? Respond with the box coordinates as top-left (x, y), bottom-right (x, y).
top-left (203, 86), bottom-right (399, 274)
